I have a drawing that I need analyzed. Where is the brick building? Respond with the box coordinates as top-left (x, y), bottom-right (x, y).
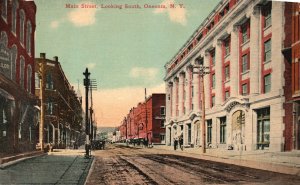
top-left (119, 94), bottom-right (166, 144)
top-left (165, 0), bottom-right (297, 152)
top-left (0, 0), bottom-right (37, 154)
top-left (35, 53), bottom-right (83, 149)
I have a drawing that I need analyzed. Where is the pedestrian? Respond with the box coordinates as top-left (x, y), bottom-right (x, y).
top-left (173, 138), bottom-right (178, 150)
top-left (179, 136), bottom-right (183, 151)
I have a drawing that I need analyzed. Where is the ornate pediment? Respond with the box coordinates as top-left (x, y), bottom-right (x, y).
top-left (224, 98), bottom-right (249, 113)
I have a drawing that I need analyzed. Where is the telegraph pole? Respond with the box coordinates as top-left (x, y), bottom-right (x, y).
top-left (39, 53), bottom-right (46, 151)
top-left (145, 88), bottom-right (148, 143)
top-left (83, 68), bottom-right (90, 158)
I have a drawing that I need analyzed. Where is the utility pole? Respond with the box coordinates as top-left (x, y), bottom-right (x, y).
top-left (90, 79), bottom-right (97, 144)
top-left (193, 56), bottom-right (210, 153)
top-left (83, 68), bottom-right (90, 158)
top-left (145, 88), bottom-right (148, 143)
top-left (38, 53), bottom-right (46, 151)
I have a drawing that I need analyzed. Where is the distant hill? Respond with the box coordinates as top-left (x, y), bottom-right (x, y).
top-left (96, 127), bottom-right (117, 134)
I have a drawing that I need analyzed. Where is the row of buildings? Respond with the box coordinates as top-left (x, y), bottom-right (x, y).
top-left (0, 0), bottom-right (83, 155)
top-left (164, 0), bottom-right (300, 153)
top-left (118, 94), bottom-right (166, 144)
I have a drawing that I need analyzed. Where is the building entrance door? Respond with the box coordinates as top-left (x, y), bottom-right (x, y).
top-left (232, 110), bottom-right (245, 151)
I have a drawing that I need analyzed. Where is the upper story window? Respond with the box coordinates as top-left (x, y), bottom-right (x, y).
top-left (242, 83), bottom-right (248, 96)
top-left (263, 2), bottom-right (272, 28)
top-left (211, 49), bottom-right (215, 66)
top-left (212, 73), bottom-right (216, 89)
top-left (46, 98), bottom-right (54, 115)
top-left (264, 74), bottom-right (271, 93)
top-left (225, 65), bottom-right (230, 81)
top-left (35, 72), bottom-right (40, 88)
top-left (264, 39), bottom-right (271, 62)
top-left (46, 73), bottom-right (54, 90)
top-left (224, 37), bottom-right (231, 56)
top-left (19, 10), bottom-right (25, 45)
top-left (211, 95), bottom-right (215, 107)
top-left (160, 106), bottom-right (165, 116)
top-left (225, 90), bottom-right (230, 100)
top-left (241, 21), bottom-right (250, 44)
top-left (1, 0), bottom-right (7, 21)
top-left (27, 65), bottom-right (32, 93)
top-left (192, 85), bottom-right (194, 97)
top-left (242, 54), bottom-right (249, 73)
top-left (12, 0), bottom-right (17, 34)
top-left (26, 21), bottom-right (32, 54)
top-left (197, 33), bottom-right (203, 42)
top-left (20, 57), bottom-right (25, 89)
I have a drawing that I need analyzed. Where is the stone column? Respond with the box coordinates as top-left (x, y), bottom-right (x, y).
top-left (230, 26), bottom-right (239, 97)
top-left (179, 72), bottom-right (185, 117)
top-left (166, 82), bottom-right (172, 122)
top-left (204, 52), bottom-right (210, 109)
top-left (250, 6), bottom-right (261, 95)
top-left (215, 40), bottom-right (223, 105)
top-left (185, 66), bottom-right (192, 113)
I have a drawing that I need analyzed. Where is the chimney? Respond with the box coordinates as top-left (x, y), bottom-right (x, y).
top-left (53, 56), bottom-right (58, 62)
top-left (40, 53), bottom-right (46, 59)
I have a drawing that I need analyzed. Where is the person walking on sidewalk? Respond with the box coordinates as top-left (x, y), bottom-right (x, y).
top-left (173, 138), bottom-right (178, 150)
top-left (179, 136), bottom-right (183, 151)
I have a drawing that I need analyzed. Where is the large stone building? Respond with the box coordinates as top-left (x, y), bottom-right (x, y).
top-left (0, 0), bottom-right (37, 154)
top-left (119, 94), bottom-right (166, 144)
top-left (164, 0), bottom-right (297, 152)
top-left (35, 53), bottom-right (83, 149)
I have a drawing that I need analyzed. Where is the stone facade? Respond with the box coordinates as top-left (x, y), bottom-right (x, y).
top-left (165, 0), bottom-right (295, 152)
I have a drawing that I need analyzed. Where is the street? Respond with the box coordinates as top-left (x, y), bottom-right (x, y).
top-left (86, 144), bottom-right (300, 185)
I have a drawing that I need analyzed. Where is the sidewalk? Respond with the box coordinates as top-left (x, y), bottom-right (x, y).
top-left (152, 145), bottom-right (300, 176)
top-left (0, 150), bottom-right (45, 169)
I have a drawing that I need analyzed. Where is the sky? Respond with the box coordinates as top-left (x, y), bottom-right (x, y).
top-left (34, 0), bottom-right (222, 127)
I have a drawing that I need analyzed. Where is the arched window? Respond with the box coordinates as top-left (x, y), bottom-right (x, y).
top-left (26, 21), bottom-right (32, 54)
top-left (11, 0), bottom-right (17, 34)
top-left (20, 57), bottom-right (25, 89)
top-left (19, 10), bottom-right (25, 45)
top-left (1, 0), bottom-right (7, 21)
top-left (35, 72), bottom-right (40, 88)
top-left (27, 65), bottom-right (32, 93)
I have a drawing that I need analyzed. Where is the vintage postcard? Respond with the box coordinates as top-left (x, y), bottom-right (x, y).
top-left (0, 0), bottom-right (300, 184)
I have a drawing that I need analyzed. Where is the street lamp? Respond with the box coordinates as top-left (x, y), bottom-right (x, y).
top-left (83, 68), bottom-right (90, 158)
top-left (193, 56), bottom-right (210, 153)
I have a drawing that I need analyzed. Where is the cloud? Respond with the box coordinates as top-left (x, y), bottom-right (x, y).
top-left (154, 0), bottom-right (187, 25)
top-left (50, 20), bottom-right (60, 29)
top-left (86, 63), bottom-right (96, 69)
top-left (67, 5), bottom-right (97, 27)
top-left (130, 67), bottom-right (159, 80)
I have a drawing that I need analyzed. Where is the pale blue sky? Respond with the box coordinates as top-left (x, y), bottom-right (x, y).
top-left (34, 0), bottom-right (221, 125)
top-left (35, 0), bottom-right (220, 89)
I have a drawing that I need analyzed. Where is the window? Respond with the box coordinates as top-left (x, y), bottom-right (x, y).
top-left (197, 33), bottom-right (203, 42)
top-left (27, 65), bottom-right (32, 93)
top-left (225, 90), bottom-right (230, 100)
top-left (224, 38), bottom-right (230, 56)
top-left (191, 104), bottom-right (194, 110)
top-left (225, 65), bottom-right (230, 81)
top-left (242, 54), bottom-right (248, 73)
top-left (26, 21), bottom-right (32, 54)
top-left (46, 98), bottom-right (54, 115)
top-left (35, 72), bottom-right (40, 88)
top-left (192, 86), bottom-right (194, 97)
top-left (188, 124), bottom-right (191, 145)
top-left (12, 1), bottom-right (17, 33)
top-left (211, 95), bottom-right (215, 107)
top-left (212, 73), bottom-right (215, 89)
top-left (264, 3), bottom-right (272, 28)
top-left (160, 134), bottom-right (165, 142)
top-left (1, 0), bottom-right (7, 20)
top-left (257, 107), bottom-right (270, 150)
top-left (161, 120), bottom-right (165, 128)
top-left (211, 50), bottom-right (215, 66)
top-left (264, 74), bottom-right (271, 93)
top-left (183, 89), bottom-right (186, 100)
top-left (20, 10), bottom-right (25, 44)
top-left (220, 117), bottom-right (226, 144)
top-left (207, 120), bottom-right (212, 144)
top-left (46, 73), bottom-right (54, 89)
top-left (241, 22), bottom-right (249, 44)
top-left (264, 39), bottom-right (271, 62)
top-left (160, 106), bottom-right (165, 115)
top-left (242, 83), bottom-right (248, 96)
top-left (20, 58), bottom-right (25, 89)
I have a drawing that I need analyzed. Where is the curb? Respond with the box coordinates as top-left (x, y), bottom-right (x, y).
top-left (0, 151), bottom-right (46, 169)
top-left (150, 146), bottom-right (300, 176)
